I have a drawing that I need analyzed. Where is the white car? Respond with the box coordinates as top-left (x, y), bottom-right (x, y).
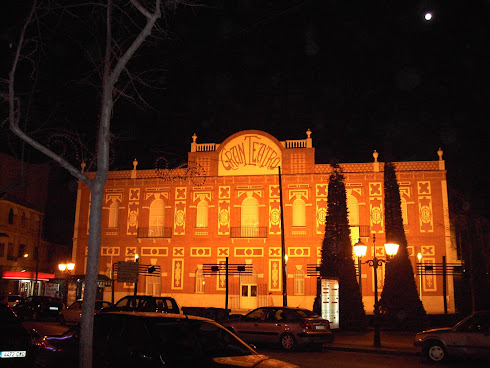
top-left (414, 310), bottom-right (490, 362)
top-left (58, 300), bottom-right (113, 325)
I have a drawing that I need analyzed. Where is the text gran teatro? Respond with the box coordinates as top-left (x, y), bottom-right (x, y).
top-left (72, 129), bottom-right (460, 314)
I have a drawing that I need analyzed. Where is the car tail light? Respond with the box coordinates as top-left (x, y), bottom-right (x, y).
top-left (300, 321), bottom-right (313, 331)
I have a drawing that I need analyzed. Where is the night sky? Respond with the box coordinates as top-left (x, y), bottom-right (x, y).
top-left (1, 1), bottom-right (489, 217)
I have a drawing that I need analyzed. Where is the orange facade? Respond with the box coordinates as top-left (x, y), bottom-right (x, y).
top-left (72, 130), bottom-right (459, 313)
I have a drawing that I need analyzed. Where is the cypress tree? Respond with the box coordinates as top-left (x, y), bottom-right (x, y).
top-left (319, 164), bottom-right (366, 330)
top-left (379, 162), bottom-right (427, 330)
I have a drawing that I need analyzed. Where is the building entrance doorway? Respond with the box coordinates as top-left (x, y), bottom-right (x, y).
top-left (239, 266), bottom-right (258, 310)
top-left (240, 284), bottom-right (258, 310)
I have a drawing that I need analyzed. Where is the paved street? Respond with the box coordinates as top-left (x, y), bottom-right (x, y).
top-left (257, 348), bottom-right (489, 368)
top-left (25, 321), bottom-right (488, 368)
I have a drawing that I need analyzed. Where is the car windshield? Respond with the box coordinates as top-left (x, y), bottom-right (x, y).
top-left (150, 319), bottom-right (254, 359)
top-left (294, 309), bottom-right (320, 318)
top-left (453, 312), bottom-right (490, 333)
top-left (48, 297), bottom-right (61, 305)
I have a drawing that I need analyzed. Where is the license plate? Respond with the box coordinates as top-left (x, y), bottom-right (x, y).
top-left (1, 351), bottom-right (27, 358)
top-left (49, 306), bottom-right (59, 310)
top-left (315, 325), bottom-right (326, 330)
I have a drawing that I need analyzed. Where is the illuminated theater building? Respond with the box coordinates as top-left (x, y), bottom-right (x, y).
top-left (71, 129), bottom-right (459, 314)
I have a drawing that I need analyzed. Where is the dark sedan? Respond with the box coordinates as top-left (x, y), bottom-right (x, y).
top-left (102, 295), bottom-right (181, 314)
top-left (0, 303), bottom-right (37, 367)
top-left (13, 295), bottom-right (64, 321)
top-left (414, 310), bottom-right (490, 362)
top-left (223, 307), bottom-right (334, 351)
top-left (35, 311), bottom-right (301, 368)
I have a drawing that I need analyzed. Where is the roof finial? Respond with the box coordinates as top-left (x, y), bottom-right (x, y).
top-left (373, 150), bottom-right (379, 162)
top-left (131, 158), bottom-right (138, 179)
top-left (437, 148), bottom-right (445, 170)
top-left (306, 129), bottom-right (312, 148)
top-left (437, 148), bottom-right (443, 161)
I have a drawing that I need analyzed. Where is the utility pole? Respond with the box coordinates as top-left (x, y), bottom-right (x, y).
top-left (278, 166), bottom-right (287, 306)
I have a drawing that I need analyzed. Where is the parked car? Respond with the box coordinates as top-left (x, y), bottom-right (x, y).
top-left (102, 295), bottom-right (181, 314)
top-left (223, 306), bottom-right (334, 351)
top-left (35, 311), bottom-right (301, 368)
top-left (58, 300), bottom-right (113, 325)
top-left (0, 294), bottom-right (23, 308)
top-left (0, 303), bottom-right (37, 367)
top-left (13, 295), bottom-right (64, 321)
top-left (414, 310), bottom-right (490, 362)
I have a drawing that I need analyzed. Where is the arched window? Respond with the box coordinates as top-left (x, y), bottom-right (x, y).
top-left (8, 208), bottom-right (14, 224)
top-left (31, 214), bottom-right (40, 232)
top-left (401, 198), bottom-right (409, 225)
top-left (293, 269), bottom-right (305, 295)
top-left (195, 268), bottom-right (205, 293)
top-left (149, 198), bottom-right (165, 236)
top-left (108, 201), bottom-right (119, 228)
top-left (292, 198), bottom-right (306, 227)
top-left (196, 200), bottom-right (209, 228)
top-left (20, 212), bottom-right (27, 228)
top-left (347, 195), bottom-right (359, 226)
top-left (241, 196), bottom-right (259, 237)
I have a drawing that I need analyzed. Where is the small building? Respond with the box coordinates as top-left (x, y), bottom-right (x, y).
top-left (0, 154), bottom-right (55, 297)
top-left (72, 130), bottom-right (460, 314)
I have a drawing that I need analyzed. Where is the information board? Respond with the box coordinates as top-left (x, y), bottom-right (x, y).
top-left (321, 278), bottom-right (339, 329)
top-left (116, 261), bottom-right (139, 283)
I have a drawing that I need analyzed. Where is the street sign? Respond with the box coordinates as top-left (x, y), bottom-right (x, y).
top-left (116, 261), bottom-right (139, 283)
top-left (202, 263), bottom-right (252, 275)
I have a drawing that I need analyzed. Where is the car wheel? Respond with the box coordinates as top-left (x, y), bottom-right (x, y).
top-left (280, 333), bottom-right (296, 351)
top-left (59, 314), bottom-right (66, 325)
top-left (424, 341), bottom-right (447, 362)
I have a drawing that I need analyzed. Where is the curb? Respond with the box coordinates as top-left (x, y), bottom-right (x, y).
top-left (326, 344), bottom-right (417, 356)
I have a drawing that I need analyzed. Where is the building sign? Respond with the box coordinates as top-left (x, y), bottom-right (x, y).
top-left (218, 133), bottom-right (282, 176)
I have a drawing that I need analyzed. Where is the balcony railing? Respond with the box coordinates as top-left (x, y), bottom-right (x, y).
top-left (355, 225), bottom-right (371, 237)
top-left (230, 226), bottom-right (268, 238)
top-left (137, 227), bottom-right (172, 239)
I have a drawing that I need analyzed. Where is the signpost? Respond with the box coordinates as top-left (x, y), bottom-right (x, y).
top-left (111, 261), bottom-right (161, 304)
top-left (202, 257), bottom-right (252, 309)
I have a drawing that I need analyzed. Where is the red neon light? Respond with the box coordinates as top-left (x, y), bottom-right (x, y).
top-left (1, 271), bottom-right (55, 281)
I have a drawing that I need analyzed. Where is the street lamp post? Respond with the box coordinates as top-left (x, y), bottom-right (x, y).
top-left (58, 262), bottom-right (75, 306)
top-left (353, 239), bottom-right (367, 296)
top-left (417, 252), bottom-right (423, 300)
top-left (353, 235), bottom-right (399, 347)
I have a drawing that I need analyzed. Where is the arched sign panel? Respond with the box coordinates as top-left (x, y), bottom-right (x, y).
top-left (218, 132), bottom-right (282, 176)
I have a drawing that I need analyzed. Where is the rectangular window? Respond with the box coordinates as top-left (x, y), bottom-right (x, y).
top-left (7, 243), bottom-right (15, 261)
top-left (0, 243), bottom-right (5, 258)
top-left (108, 202), bottom-right (119, 229)
top-left (18, 244), bottom-right (26, 258)
top-left (293, 270), bottom-right (305, 295)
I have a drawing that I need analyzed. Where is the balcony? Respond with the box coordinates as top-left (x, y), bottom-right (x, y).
top-left (354, 225), bottom-right (371, 237)
top-left (137, 227), bottom-right (172, 239)
top-left (230, 226), bottom-right (268, 238)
